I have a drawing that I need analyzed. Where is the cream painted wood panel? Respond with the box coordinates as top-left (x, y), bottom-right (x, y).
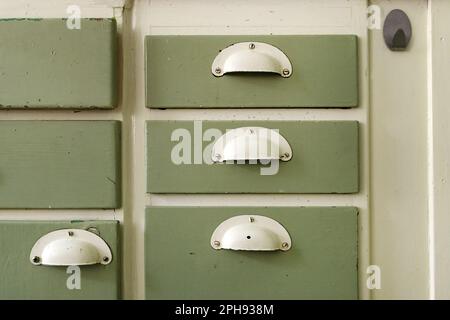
top-left (370, 0), bottom-right (429, 299)
top-left (430, 0), bottom-right (450, 300)
top-left (0, 0), bottom-right (126, 18)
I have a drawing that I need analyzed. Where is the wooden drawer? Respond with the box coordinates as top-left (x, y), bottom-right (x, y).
top-left (145, 206), bottom-right (358, 300)
top-left (0, 220), bottom-right (121, 300)
top-left (0, 121), bottom-right (121, 208)
top-left (146, 35), bottom-right (358, 108)
top-left (146, 120), bottom-right (359, 193)
top-left (0, 19), bottom-right (118, 109)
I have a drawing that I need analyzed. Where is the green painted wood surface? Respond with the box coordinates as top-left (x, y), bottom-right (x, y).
top-left (145, 35), bottom-right (358, 108)
top-left (0, 121), bottom-right (121, 208)
top-left (0, 220), bottom-right (120, 300)
top-left (145, 206), bottom-right (358, 300)
top-left (0, 19), bottom-right (118, 109)
top-left (146, 121), bottom-right (359, 193)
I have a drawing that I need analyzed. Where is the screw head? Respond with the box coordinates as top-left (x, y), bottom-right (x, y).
top-left (32, 256), bottom-right (40, 264)
top-left (103, 256), bottom-right (110, 263)
top-left (214, 67), bottom-right (222, 74)
top-left (282, 242), bottom-right (289, 249)
top-left (213, 240), bottom-right (220, 247)
top-left (68, 231), bottom-right (74, 236)
top-left (280, 152), bottom-right (290, 160)
top-left (249, 43), bottom-right (256, 49)
top-left (282, 68), bottom-right (290, 76)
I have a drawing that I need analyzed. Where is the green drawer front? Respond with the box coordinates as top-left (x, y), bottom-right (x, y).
top-left (145, 207), bottom-right (358, 300)
top-left (0, 19), bottom-right (117, 109)
top-left (0, 220), bottom-right (120, 300)
top-left (0, 121), bottom-right (121, 208)
top-left (146, 35), bottom-right (358, 108)
top-left (146, 121), bottom-right (359, 193)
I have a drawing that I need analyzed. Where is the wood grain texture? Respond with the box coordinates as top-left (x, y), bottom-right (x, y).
top-left (145, 35), bottom-right (358, 108)
top-left (145, 206), bottom-right (358, 300)
top-left (146, 120), bottom-right (359, 193)
top-left (0, 121), bottom-right (121, 208)
top-left (0, 19), bottom-right (118, 109)
top-left (0, 220), bottom-right (120, 300)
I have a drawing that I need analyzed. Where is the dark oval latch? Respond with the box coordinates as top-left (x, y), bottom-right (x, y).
top-left (383, 9), bottom-right (412, 51)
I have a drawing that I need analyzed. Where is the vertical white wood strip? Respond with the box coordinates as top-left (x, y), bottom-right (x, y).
top-left (427, 0), bottom-right (435, 300)
top-left (430, 0), bottom-right (450, 300)
top-left (121, 0), bottom-right (147, 300)
top-left (353, 0), bottom-right (371, 300)
top-left (370, 0), bottom-right (429, 299)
